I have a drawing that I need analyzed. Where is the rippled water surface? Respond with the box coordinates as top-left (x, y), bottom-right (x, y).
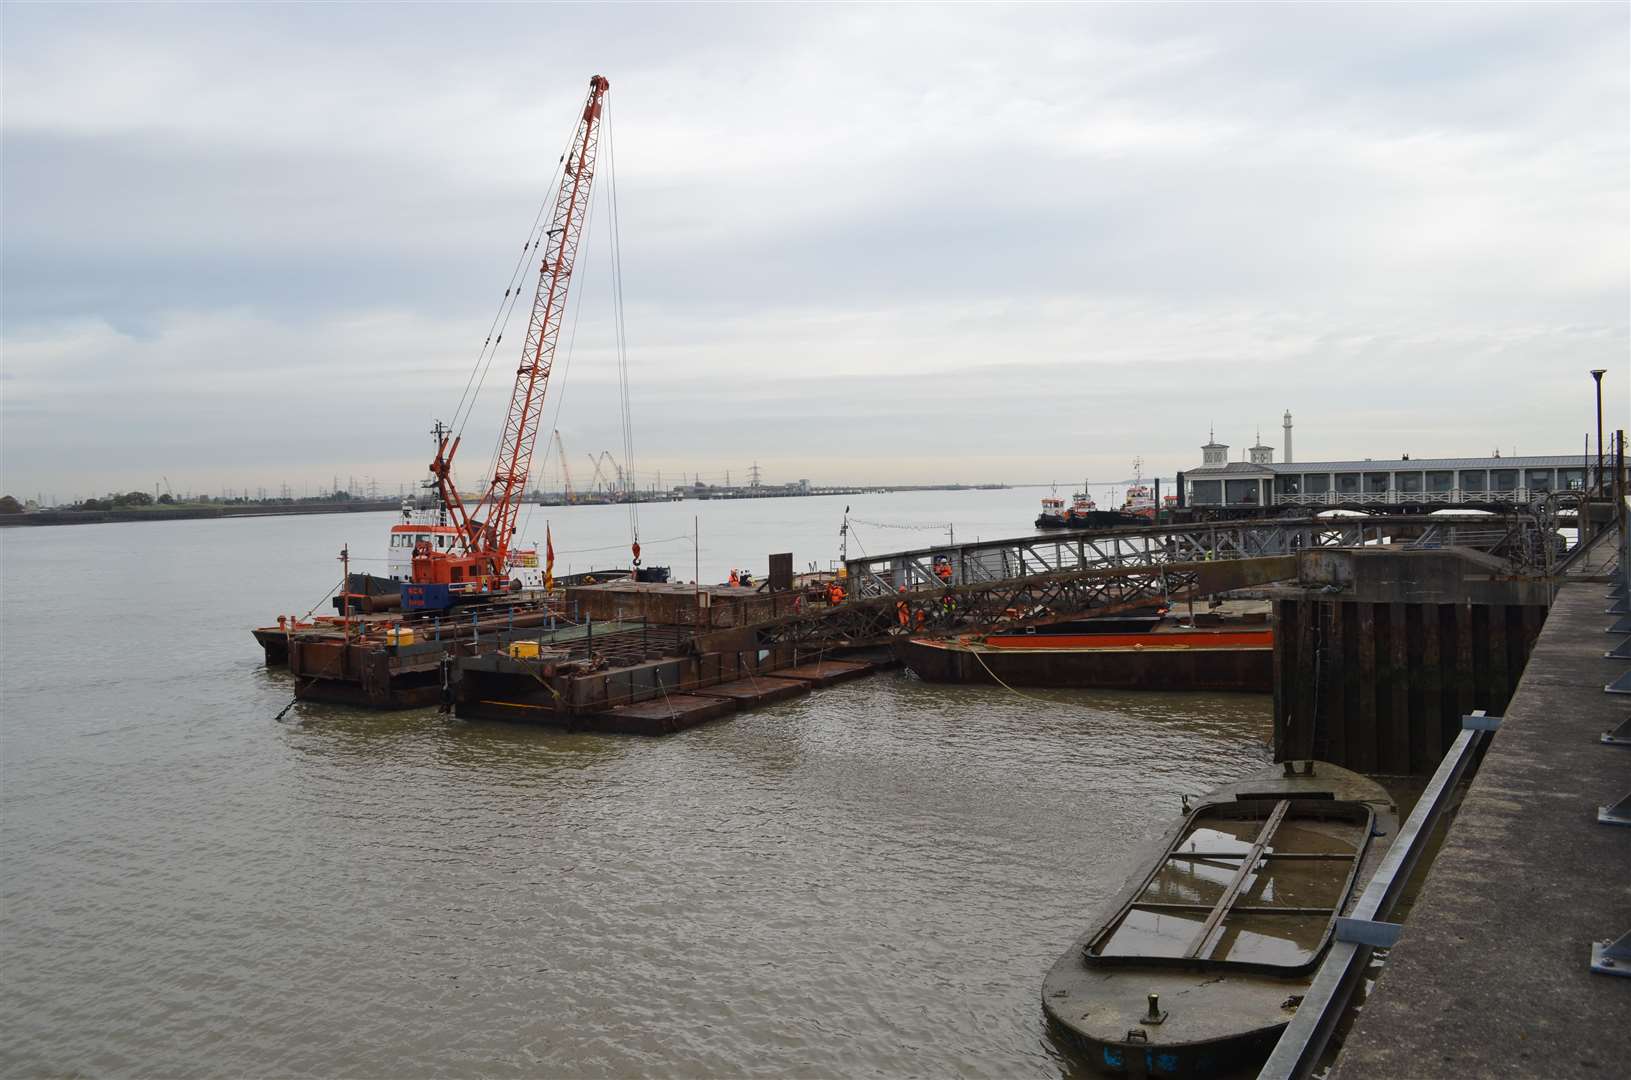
top-left (2, 499), bottom-right (1271, 1077)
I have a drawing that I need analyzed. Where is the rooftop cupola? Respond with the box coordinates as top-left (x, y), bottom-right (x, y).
top-left (1249, 429), bottom-right (1275, 465)
top-left (1202, 425), bottom-right (1229, 466)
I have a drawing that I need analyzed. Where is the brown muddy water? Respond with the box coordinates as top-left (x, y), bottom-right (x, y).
top-left (1, 502), bottom-right (1273, 1077)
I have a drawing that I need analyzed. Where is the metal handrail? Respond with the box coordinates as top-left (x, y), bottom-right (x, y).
top-left (1256, 712), bottom-right (1498, 1080)
top-left (1263, 488), bottom-right (1558, 507)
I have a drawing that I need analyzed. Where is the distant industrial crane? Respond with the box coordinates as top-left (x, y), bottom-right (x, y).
top-left (416, 75), bottom-right (610, 590)
top-left (585, 451), bottom-right (625, 497)
top-left (551, 430), bottom-right (576, 503)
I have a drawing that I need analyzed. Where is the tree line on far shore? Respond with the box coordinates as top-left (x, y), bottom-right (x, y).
top-left (0, 490), bottom-right (377, 514)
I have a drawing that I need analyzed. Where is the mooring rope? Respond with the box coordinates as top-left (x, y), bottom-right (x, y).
top-left (966, 642), bottom-right (1072, 706)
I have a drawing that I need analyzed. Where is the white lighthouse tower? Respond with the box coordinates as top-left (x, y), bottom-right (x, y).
top-left (1283, 410), bottom-right (1294, 464)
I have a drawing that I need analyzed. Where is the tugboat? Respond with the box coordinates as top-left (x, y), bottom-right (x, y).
top-left (1121, 484), bottom-right (1157, 522)
top-left (1066, 489), bottom-right (1099, 525)
top-left (1120, 458), bottom-right (1158, 522)
top-left (1042, 761), bottom-right (1398, 1077)
top-left (1065, 478), bottom-right (1147, 529)
top-left (1037, 490), bottom-right (1070, 529)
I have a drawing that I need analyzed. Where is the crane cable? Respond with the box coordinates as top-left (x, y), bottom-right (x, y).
top-left (605, 97), bottom-right (640, 564)
top-left (449, 105), bottom-right (580, 441)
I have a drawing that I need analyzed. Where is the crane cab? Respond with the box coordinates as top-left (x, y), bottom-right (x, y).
top-left (406, 542), bottom-right (501, 610)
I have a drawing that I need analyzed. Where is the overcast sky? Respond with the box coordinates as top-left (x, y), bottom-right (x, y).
top-left (3, 2), bottom-right (1626, 502)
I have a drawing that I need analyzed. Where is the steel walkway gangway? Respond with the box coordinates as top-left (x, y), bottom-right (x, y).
top-left (841, 513), bottom-right (1557, 599)
top-left (754, 555), bottom-right (1297, 651)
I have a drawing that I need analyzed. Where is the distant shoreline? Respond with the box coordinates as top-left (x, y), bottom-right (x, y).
top-left (1, 484), bottom-right (1034, 528)
top-left (0, 500), bottom-right (408, 528)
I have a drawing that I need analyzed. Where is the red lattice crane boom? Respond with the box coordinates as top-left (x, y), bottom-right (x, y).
top-left (417, 75), bottom-right (610, 590)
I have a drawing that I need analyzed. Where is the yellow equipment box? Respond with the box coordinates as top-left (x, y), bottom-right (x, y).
top-left (508, 640), bottom-right (541, 659)
top-left (386, 627), bottom-right (415, 646)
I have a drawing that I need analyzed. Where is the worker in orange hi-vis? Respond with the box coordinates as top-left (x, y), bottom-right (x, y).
top-left (896, 586), bottom-right (909, 628)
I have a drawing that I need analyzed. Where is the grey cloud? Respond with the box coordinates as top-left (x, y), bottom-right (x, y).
top-left (2, 2), bottom-right (1625, 498)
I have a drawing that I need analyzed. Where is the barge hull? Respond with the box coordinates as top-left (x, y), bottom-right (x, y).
top-left (898, 638), bottom-right (1272, 692)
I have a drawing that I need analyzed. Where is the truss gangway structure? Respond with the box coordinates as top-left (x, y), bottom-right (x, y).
top-left (840, 513), bottom-right (1561, 599)
top-left (753, 555), bottom-right (1296, 651)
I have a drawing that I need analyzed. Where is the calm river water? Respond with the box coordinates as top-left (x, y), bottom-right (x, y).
top-left (1, 490), bottom-right (1271, 1078)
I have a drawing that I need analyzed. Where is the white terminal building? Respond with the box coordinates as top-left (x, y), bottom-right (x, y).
top-left (1182, 411), bottom-right (1590, 509)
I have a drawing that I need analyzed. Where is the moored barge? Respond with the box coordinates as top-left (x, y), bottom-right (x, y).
top-left (1043, 762), bottom-right (1398, 1077)
top-left (896, 607), bottom-right (1273, 692)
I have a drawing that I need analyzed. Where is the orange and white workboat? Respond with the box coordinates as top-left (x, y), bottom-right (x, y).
top-left (386, 487), bottom-right (545, 591)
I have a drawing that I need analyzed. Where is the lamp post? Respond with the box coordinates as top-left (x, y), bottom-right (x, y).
top-left (1591, 369), bottom-right (1607, 492)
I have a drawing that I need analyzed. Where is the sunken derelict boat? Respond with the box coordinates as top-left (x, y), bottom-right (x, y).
top-left (1042, 761), bottom-right (1397, 1077)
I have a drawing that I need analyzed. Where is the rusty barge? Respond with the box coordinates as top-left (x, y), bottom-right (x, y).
top-left (896, 604), bottom-right (1274, 693)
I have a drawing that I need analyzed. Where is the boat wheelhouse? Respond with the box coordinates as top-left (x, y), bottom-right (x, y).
top-left (1037, 494), bottom-right (1069, 529)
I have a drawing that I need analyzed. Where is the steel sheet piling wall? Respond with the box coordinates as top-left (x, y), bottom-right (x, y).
top-left (1274, 597), bottom-right (1546, 773)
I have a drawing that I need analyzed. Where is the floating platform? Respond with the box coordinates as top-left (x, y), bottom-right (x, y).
top-left (693, 675), bottom-right (811, 708)
top-left (772, 659), bottom-right (875, 687)
top-left (594, 694), bottom-right (738, 736)
top-left (449, 645), bottom-right (888, 735)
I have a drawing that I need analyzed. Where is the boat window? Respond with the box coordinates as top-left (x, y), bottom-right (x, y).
top-left (1086, 798), bottom-right (1371, 973)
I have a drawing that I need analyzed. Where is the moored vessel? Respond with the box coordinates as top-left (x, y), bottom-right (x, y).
top-left (896, 604), bottom-right (1273, 692)
top-left (1042, 762), bottom-right (1398, 1077)
top-left (1037, 493), bottom-right (1069, 529)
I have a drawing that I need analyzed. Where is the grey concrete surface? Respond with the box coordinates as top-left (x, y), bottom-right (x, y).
top-left (1331, 569), bottom-right (1631, 1078)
